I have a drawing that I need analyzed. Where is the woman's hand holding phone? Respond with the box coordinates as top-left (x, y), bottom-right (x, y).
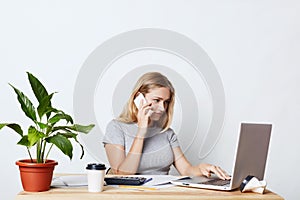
top-left (134, 93), bottom-right (147, 109)
top-left (134, 93), bottom-right (153, 129)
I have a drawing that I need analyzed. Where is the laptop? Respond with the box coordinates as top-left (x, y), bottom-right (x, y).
top-left (171, 123), bottom-right (272, 191)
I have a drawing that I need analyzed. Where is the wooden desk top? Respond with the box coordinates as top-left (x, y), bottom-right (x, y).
top-left (15, 185), bottom-right (283, 200)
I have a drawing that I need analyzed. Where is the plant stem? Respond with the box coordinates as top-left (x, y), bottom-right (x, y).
top-left (35, 123), bottom-right (42, 163)
top-left (41, 140), bottom-right (47, 163)
top-left (45, 144), bottom-right (53, 162)
top-left (27, 147), bottom-right (33, 162)
top-left (36, 139), bottom-right (41, 163)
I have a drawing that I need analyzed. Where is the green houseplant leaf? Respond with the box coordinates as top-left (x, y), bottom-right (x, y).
top-left (49, 113), bottom-right (73, 126)
top-left (0, 72), bottom-right (94, 163)
top-left (27, 126), bottom-right (45, 147)
top-left (27, 72), bottom-right (54, 120)
top-left (46, 134), bottom-right (73, 159)
top-left (53, 124), bottom-right (95, 134)
top-left (0, 123), bottom-right (23, 136)
top-left (56, 131), bottom-right (85, 159)
top-left (27, 72), bottom-right (49, 103)
top-left (17, 135), bottom-right (30, 146)
top-left (9, 84), bottom-right (37, 122)
top-left (37, 93), bottom-right (55, 119)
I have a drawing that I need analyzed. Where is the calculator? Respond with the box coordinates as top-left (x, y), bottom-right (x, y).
top-left (104, 176), bottom-right (147, 185)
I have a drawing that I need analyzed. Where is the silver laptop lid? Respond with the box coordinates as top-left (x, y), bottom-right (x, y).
top-left (230, 123), bottom-right (272, 189)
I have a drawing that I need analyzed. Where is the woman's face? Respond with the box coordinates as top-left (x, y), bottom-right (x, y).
top-left (144, 87), bottom-right (171, 121)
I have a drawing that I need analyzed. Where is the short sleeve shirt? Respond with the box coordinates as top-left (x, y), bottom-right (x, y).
top-left (102, 119), bottom-right (180, 175)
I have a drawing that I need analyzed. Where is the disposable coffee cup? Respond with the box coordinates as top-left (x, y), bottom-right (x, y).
top-left (86, 163), bottom-right (106, 192)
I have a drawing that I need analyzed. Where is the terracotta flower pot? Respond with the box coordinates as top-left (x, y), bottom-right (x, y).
top-left (16, 159), bottom-right (58, 192)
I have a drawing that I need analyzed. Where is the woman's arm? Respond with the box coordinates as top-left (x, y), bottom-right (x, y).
top-left (105, 133), bottom-right (144, 175)
top-left (105, 100), bottom-right (153, 175)
top-left (172, 147), bottom-right (230, 180)
top-left (105, 126), bottom-right (148, 175)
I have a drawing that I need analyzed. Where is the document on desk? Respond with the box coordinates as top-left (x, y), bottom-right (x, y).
top-left (142, 175), bottom-right (188, 186)
top-left (51, 175), bottom-right (88, 188)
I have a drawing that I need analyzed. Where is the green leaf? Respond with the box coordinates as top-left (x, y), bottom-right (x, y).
top-left (73, 124), bottom-right (95, 133)
top-left (36, 122), bottom-right (49, 130)
top-left (0, 124), bottom-right (5, 129)
top-left (58, 132), bottom-right (77, 138)
top-left (45, 134), bottom-right (73, 159)
top-left (17, 135), bottom-right (30, 147)
top-left (55, 109), bottom-right (73, 124)
top-left (0, 123), bottom-right (23, 136)
top-left (53, 124), bottom-right (95, 134)
top-left (28, 126), bottom-right (46, 147)
top-left (9, 84), bottom-right (37, 122)
top-left (57, 132), bottom-right (85, 159)
top-left (27, 72), bottom-right (53, 119)
top-left (62, 113), bottom-right (73, 124)
top-left (48, 113), bottom-right (73, 125)
top-left (41, 107), bottom-right (58, 119)
top-left (27, 72), bottom-right (49, 103)
top-left (37, 93), bottom-right (54, 119)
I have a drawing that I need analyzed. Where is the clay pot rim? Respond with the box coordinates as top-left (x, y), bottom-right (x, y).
top-left (16, 159), bottom-right (58, 167)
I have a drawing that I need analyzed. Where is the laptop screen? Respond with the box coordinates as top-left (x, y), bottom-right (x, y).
top-left (230, 123), bottom-right (272, 189)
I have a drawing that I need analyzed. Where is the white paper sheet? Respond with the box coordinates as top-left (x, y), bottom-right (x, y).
top-left (141, 175), bottom-right (187, 186)
top-left (51, 175), bottom-right (88, 187)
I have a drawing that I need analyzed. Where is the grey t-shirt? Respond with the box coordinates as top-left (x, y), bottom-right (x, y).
top-left (102, 119), bottom-right (180, 175)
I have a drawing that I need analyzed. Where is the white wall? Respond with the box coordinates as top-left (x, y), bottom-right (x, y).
top-left (1, 1), bottom-right (299, 199)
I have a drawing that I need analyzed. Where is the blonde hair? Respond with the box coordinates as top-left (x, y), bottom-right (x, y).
top-left (118, 72), bottom-right (175, 132)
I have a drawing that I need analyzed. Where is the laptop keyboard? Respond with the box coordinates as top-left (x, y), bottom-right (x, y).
top-left (201, 179), bottom-right (230, 186)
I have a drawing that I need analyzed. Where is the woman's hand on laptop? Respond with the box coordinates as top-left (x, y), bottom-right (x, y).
top-left (193, 163), bottom-right (231, 180)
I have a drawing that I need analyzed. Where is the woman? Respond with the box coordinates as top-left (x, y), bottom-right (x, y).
top-left (103, 72), bottom-right (230, 180)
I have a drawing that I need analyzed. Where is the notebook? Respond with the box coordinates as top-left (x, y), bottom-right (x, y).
top-left (171, 123), bottom-right (272, 191)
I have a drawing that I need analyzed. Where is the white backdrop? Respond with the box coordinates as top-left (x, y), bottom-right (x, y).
top-left (1, 1), bottom-right (299, 199)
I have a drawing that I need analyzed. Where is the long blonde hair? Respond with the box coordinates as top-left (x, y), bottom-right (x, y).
top-left (118, 72), bottom-right (175, 132)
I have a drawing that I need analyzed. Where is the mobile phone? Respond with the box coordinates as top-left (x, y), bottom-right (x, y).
top-left (134, 93), bottom-right (146, 109)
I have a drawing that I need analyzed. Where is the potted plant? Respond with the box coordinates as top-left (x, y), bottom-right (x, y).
top-left (0, 72), bottom-right (95, 192)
